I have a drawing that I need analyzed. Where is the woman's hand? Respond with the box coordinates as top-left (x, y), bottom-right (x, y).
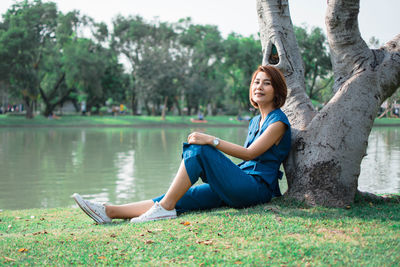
top-left (187, 132), bottom-right (214, 145)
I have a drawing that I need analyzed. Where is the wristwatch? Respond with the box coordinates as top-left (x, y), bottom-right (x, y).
top-left (212, 138), bottom-right (220, 147)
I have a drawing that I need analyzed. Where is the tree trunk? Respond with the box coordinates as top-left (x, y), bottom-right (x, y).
top-left (23, 96), bottom-right (34, 119)
top-left (257, 0), bottom-right (400, 207)
top-left (161, 96), bottom-right (168, 120)
top-left (39, 73), bottom-right (67, 117)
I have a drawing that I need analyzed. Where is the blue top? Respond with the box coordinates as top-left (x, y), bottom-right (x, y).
top-left (238, 108), bottom-right (291, 196)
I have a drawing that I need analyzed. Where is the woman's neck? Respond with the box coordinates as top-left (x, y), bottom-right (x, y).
top-left (259, 105), bottom-right (275, 122)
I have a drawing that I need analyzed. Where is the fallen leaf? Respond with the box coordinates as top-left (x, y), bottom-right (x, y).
top-left (3, 256), bottom-right (16, 262)
top-left (234, 261), bottom-right (243, 264)
top-left (196, 240), bottom-right (213, 245)
top-left (15, 217), bottom-right (21, 220)
top-left (18, 248), bottom-right (28, 253)
top-left (188, 255), bottom-right (194, 259)
top-left (144, 240), bottom-right (154, 244)
top-left (180, 221), bottom-right (191, 226)
top-left (110, 234), bottom-right (117, 238)
top-left (32, 230), bottom-right (48, 236)
top-left (98, 256), bottom-right (106, 260)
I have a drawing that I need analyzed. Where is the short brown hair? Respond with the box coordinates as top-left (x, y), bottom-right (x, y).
top-left (249, 65), bottom-right (287, 109)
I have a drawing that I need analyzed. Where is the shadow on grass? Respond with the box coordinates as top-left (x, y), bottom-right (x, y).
top-left (198, 193), bottom-right (400, 223)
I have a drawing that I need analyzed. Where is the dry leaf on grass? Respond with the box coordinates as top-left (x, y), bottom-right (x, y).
top-left (32, 230), bottom-right (48, 236)
top-left (3, 256), bottom-right (16, 262)
top-left (180, 221), bottom-right (191, 226)
top-left (144, 240), bottom-right (154, 244)
top-left (18, 248), bottom-right (28, 253)
top-left (196, 240), bottom-right (213, 245)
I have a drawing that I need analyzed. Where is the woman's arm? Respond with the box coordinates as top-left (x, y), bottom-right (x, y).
top-left (187, 121), bottom-right (287, 161)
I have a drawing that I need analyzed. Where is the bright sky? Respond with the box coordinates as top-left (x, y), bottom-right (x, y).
top-left (1, 0), bottom-right (399, 45)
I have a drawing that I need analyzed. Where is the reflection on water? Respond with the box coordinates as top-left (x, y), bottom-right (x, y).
top-left (359, 127), bottom-right (400, 194)
top-left (0, 126), bottom-right (398, 210)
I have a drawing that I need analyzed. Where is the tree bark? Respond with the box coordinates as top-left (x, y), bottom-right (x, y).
top-left (257, 0), bottom-right (400, 206)
top-left (161, 96), bottom-right (168, 120)
top-left (23, 96), bottom-right (34, 119)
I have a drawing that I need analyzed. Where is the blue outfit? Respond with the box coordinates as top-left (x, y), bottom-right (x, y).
top-left (153, 108), bottom-right (291, 214)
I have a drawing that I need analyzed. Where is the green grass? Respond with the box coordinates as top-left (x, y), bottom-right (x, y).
top-left (1, 196), bottom-right (399, 266)
top-left (0, 115), bottom-right (246, 127)
top-left (1, 114), bottom-right (400, 127)
top-left (374, 117), bottom-right (400, 126)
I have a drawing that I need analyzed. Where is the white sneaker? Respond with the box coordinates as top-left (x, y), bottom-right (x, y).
top-left (72, 193), bottom-right (112, 224)
top-left (130, 201), bottom-right (177, 223)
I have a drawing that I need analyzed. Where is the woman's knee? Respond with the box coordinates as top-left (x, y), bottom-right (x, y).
top-left (184, 144), bottom-right (214, 157)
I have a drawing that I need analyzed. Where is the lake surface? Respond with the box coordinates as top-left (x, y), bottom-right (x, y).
top-left (0, 126), bottom-right (399, 210)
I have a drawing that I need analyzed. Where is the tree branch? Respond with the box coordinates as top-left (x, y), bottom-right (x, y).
top-left (378, 34), bottom-right (400, 101)
top-left (325, 0), bottom-right (371, 92)
top-left (257, 0), bottom-right (315, 131)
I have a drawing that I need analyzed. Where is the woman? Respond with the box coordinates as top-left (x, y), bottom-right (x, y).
top-left (72, 65), bottom-right (291, 224)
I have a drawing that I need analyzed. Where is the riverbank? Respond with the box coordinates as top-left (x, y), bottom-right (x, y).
top-left (0, 115), bottom-right (247, 127)
top-left (1, 196), bottom-right (399, 265)
top-left (1, 114), bottom-right (399, 127)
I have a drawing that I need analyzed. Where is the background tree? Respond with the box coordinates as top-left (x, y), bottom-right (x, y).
top-left (177, 19), bottom-right (225, 115)
top-left (0, 0), bottom-right (58, 118)
top-left (256, 0), bottom-right (400, 206)
top-left (222, 33), bottom-right (262, 114)
top-left (294, 25), bottom-right (332, 102)
top-left (38, 10), bottom-right (81, 117)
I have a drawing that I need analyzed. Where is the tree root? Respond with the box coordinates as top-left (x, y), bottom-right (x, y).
top-left (356, 190), bottom-right (400, 203)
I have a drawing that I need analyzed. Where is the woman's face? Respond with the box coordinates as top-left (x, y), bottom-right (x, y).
top-left (251, 71), bottom-right (275, 107)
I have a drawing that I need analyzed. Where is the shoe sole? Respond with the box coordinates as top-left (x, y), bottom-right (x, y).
top-left (130, 215), bottom-right (177, 223)
top-left (72, 193), bottom-right (106, 224)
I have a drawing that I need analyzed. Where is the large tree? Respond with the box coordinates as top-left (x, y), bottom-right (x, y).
top-left (0, 0), bottom-right (58, 118)
top-left (257, 0), bottom-right (400, 206)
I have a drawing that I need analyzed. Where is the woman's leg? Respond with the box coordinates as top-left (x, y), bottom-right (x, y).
top-left (105, 200), bottom-right (154, 219)
top-left (106, 160), bottom-right (192, 219)
top-left (182, 144), bottom-right (272, 208)
top-left (159, 160), bottom-right (192, 210)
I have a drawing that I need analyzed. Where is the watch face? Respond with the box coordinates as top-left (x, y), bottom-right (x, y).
top-left (213, 138), bottom-right (219, 146)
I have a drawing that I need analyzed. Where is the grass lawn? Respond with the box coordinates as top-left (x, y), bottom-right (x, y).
top-left (374, 117), bottom-right (400, 126)
top-left (0, 114), bottom-right (246, 127)
top-left (1, 196), bottom-right (399, 265)
top-left (1, 114), bottom-right (400, 127)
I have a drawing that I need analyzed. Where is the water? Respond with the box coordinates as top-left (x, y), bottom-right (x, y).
top-left (0, 126), bottom-right (399, 210)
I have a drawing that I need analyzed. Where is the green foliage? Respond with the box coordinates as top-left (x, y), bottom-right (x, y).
top-left (0, 0), bottom-right (58, 117)
top-left (223, 33), bottom-right (262, 112)
top-left (0, 1), bottom-right (339, 118)
top-left (294, 25), bottom-right (332, 101)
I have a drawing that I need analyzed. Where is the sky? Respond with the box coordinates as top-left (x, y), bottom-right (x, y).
top-left (0, 0), bottom-right (399, 45)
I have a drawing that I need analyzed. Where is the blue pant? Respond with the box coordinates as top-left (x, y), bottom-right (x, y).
top-left (153, 144), bottom-right (272, 214)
